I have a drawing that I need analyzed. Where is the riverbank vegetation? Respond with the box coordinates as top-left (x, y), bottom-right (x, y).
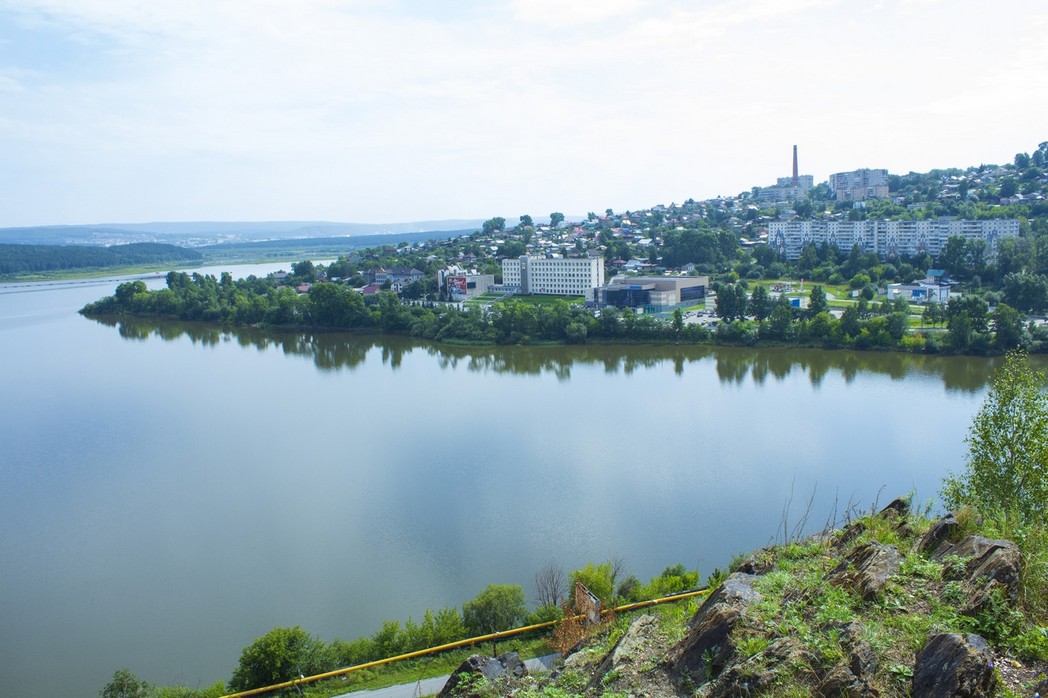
top-left (80, 266), bottom-right (1048, 356)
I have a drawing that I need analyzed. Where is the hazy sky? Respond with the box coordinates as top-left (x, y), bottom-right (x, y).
top-left (1, 0), bottom-right (1045, 227)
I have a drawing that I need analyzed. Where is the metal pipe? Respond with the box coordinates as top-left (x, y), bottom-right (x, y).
top-left (220, 587), bottom-right (708, 698)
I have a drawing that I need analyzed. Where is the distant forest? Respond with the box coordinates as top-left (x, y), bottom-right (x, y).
top-left (0, 242), bottom-right (202, 275)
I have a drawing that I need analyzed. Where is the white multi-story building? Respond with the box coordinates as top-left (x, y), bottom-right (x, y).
top-left (501, 256), bottom-right (605, 297)
top-left (767, 218), bottom-right (1019, 261)
top-left (828, 169), bottom-right (890, 201)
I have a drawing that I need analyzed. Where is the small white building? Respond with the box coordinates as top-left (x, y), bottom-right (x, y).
top-left (886, 270), bottom-right (955, 304)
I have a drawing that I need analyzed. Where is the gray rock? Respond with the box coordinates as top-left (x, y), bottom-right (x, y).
top-left (697, 637), bottom-right (819, 698)
top-left (932, 535), bottom-right (1013, 564)
top-left (911, 633), bottom-right (996, 698)
top-left (878, 497), bottom-right (910, 519)
top-left (588, 614), bottom-right (660, 690)
top-left (737, 548), bottom-right (775, 575)
top-left (917, 514), bottom-right (960, 556)
top-left (962, 539), bottom-right (1021, 597)
top-left (437, 652), bottom-right (527, 698)
top-left (817, 663), bottom-right (880, 698)
top-left (828, 542), bottom-right (901, 601)
top-left (668, 573), bottom-right (762, 683)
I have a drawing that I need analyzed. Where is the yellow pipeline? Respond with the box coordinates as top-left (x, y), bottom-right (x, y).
top-left (220, 587), bottom-right (708, 698)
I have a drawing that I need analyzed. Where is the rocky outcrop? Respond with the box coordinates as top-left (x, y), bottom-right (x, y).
top-left (588, 615), bottom-right (655, 689)
top-left (918, 513), bottom-right (961, 555)
top-left (929, 535), bottom-right (1023, 615)
top-left (814, 620), bottom-right (880, 697)
top-left (667, 573), bottom-right (762, 683)
top-left (736, 548), bottom-right (775, 576)
top-left (827, 542), bottom-right (901, 600)
top-left (911, 633), bottom-right (997, 698)
top-left (588, 614), bottom-right (681, 696)
top-left (696, 637), bottom-right (814, 697)
top-left (437, 652), bottom-right (526, 698)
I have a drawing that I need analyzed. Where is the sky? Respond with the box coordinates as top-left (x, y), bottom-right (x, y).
top-left (1, 0), bottom-right (1046, 228)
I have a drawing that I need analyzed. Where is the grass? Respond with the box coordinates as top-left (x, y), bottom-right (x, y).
top-left (297, 635), bottom-right (554, 697)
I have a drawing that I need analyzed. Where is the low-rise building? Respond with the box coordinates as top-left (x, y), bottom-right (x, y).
top-left (597, 275), bottom-right (708, 312)
top-left (437, 269), bottom-right (496, 301)
top-left (886, 270), bottom-right (955, 304)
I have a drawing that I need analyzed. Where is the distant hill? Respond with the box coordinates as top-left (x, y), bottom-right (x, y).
top-left (0, 220), bottom-right (487, 247)
top-left (0, 242), bottom-right (203, 276)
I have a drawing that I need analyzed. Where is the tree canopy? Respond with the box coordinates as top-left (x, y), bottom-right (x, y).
top-left (942, 351), bottom-right (1048, 526)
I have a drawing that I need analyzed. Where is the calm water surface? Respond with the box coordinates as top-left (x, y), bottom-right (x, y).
top-left (0, 265), bottom-right (1015, 697)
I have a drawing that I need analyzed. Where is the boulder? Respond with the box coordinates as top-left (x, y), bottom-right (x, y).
top-left (878, 497), bottom-right (910, 519)
top-left (815, 621), bottom-right (880, 698)
top-left (817, 663), bottom-right (880, 698)
top-left (827, 542), bottom-right (901, 601)
top-left (930, 535), bottom-right (1022, 613)
top-left (437, 652), bottom-right (527, 698)
top-left (911, 633), bottom-right (996, 698)
top-left (697, 637), bottom-right (812, 697)
top-left (932, 535), bottom-right (1013, 564)
top-left (918, 513), bottom-right (960, 556)
top-left (588, 614), bottom-right (659, 690)
top-left (962, 539), bottom-right (1021, 597)
top-left (668, 573), bottom-right (762, 683)
top-left (737, 548), bottom-right (775, 576)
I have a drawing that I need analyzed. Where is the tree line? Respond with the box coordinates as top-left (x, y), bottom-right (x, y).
top-left (80, 271), bottom-right (710, 345)
top-left (0, 242), bottom-right (202, 275)
top-left (102, 559), bottom-right (708, 697)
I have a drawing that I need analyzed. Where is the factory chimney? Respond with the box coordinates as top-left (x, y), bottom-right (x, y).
top-left (792, 145), bottom-right (799, 187)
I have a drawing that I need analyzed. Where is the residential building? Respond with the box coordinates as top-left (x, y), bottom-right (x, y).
top-left (828, 169), bottom-right (890, 201)
top-left (369, 266), bottom-right (425, 288)
top-left (597, 275), bottom-right (708, 312)
top-left (501, 256), bottom-right (605, 298)
top-left (767, 218), bottom-right (1019, 261)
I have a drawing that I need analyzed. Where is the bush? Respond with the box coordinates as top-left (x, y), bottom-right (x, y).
top-left (462, 584), bottom-right (528, 636)
top-left (227, 626), bottom-right (329, 692)
top-left (942, 350), bottom-right (1048, 622)
top-left (942, 351), bottom-right (1048, 525)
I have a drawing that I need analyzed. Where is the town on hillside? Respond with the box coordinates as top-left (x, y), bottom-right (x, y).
top-left (82, 140), bottom-right (1048, 354)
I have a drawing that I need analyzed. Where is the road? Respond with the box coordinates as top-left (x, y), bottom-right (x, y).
top-left (332, 655), bottom-right (559, 698)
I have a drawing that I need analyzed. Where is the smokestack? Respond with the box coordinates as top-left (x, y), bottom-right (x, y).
top-left (792, 145), bottom-right (799, 187)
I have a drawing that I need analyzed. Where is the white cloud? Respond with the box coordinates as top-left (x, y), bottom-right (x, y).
top-left (510, 0), bottom-right (649, 27)
top-left (0, 0), bottom-right (1046, 225)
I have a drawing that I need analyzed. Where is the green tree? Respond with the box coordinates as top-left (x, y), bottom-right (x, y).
top-left (570, 561), bottom-right (617, 607)
top-left (519, 214), bottom-right (533, 228)
top-left (482, 217), bottom-right (506, 235)
top-left (462, 584), bottom-right (527, 637)
top-left (671, 307), bottom-right (684, 337)
top-left (943, 351), bottom-right (1048, 526)
top-left (228, 626), bottom-right (328, 692)
top-left (807, 285), bottom-right (828, 318)
top-left (748, 284), bottom-right (770, 321)
top-left (101, 669), bottom-right (151, 698)
top-left (992, 303), bottom-right (1024, 350)
top-left (549, 212), bottom-right (565, 228)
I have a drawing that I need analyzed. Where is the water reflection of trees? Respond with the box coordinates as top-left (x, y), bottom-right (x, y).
top-left (90, 316), bottom-right (1003, 392)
